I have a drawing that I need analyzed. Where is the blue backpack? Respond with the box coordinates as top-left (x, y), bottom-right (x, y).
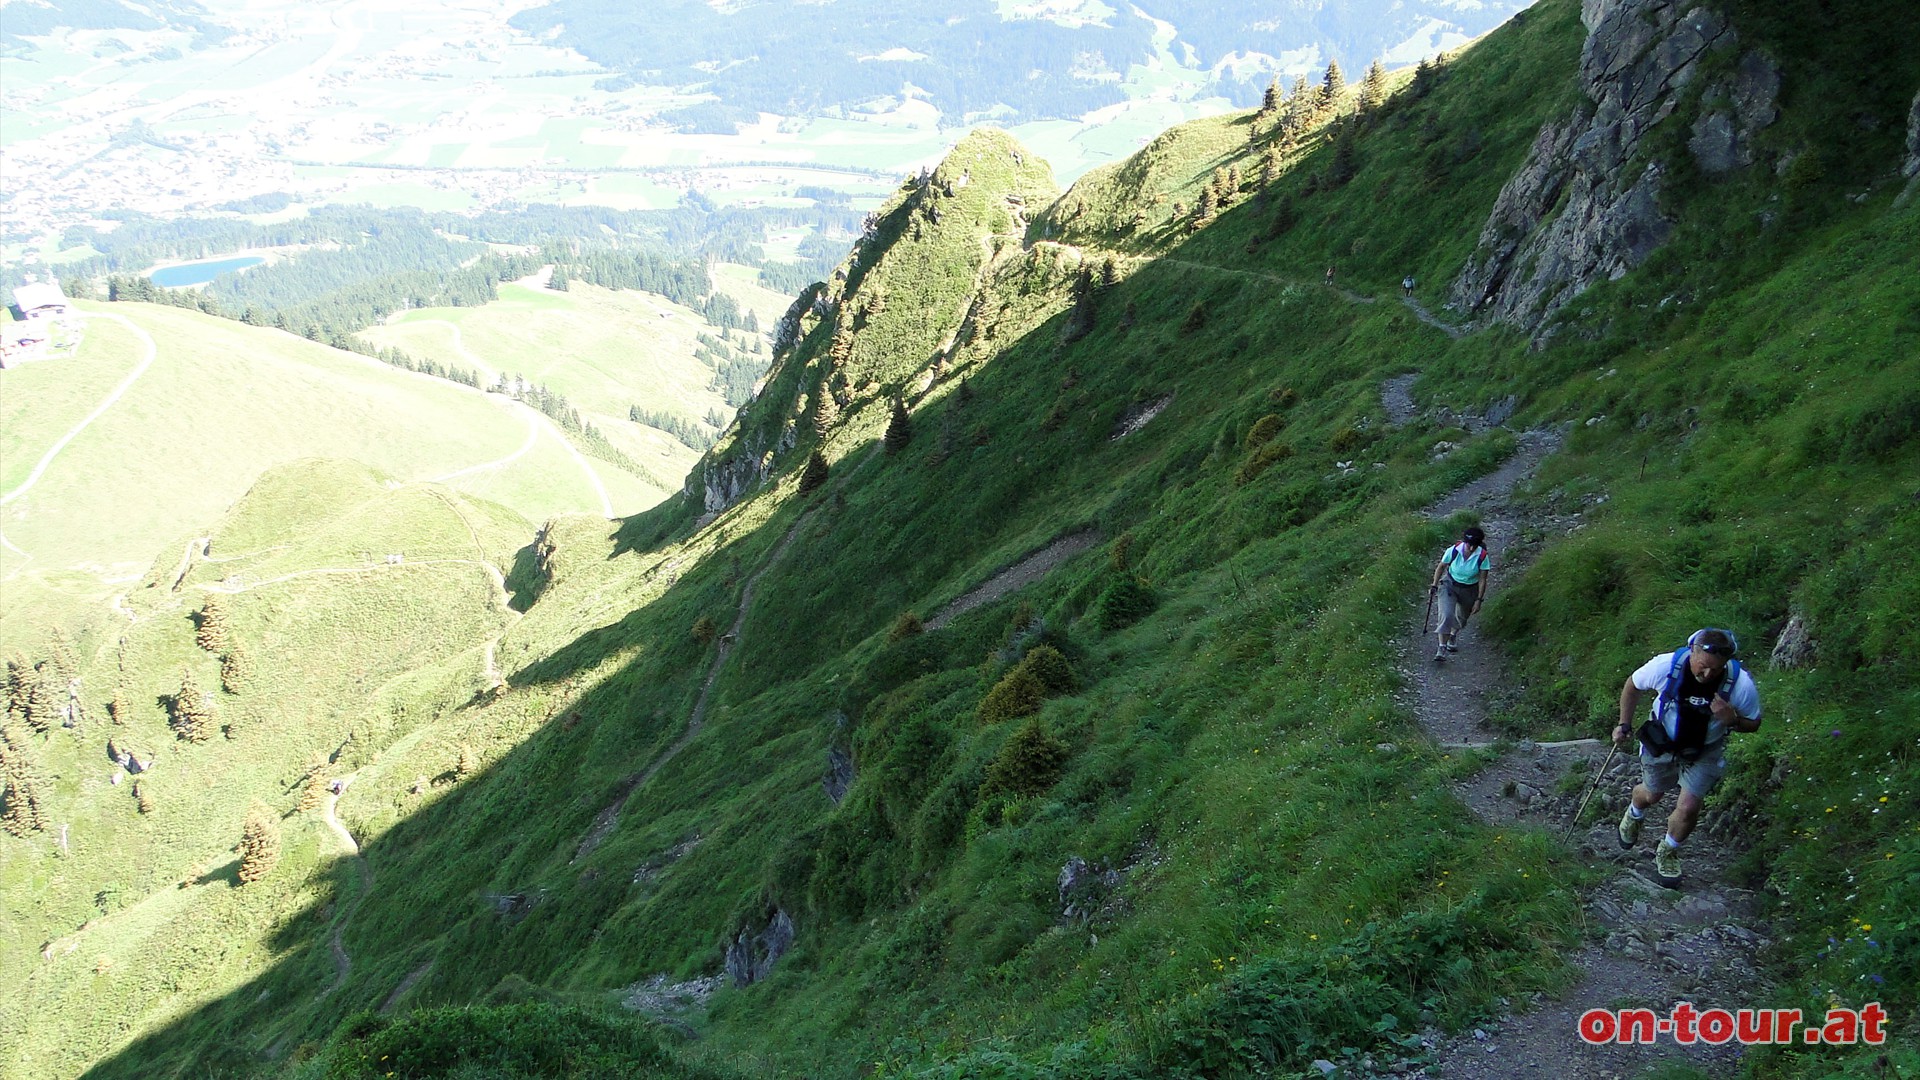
top-left (1641, 642), bottom-right (1743, 760)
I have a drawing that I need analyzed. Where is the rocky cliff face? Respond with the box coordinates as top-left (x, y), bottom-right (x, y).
top-left (1451, 0), bottom-right (1779, 339)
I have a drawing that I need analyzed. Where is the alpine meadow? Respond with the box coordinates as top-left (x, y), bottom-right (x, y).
top-left (2, 0), bottom-right (1917, 1078)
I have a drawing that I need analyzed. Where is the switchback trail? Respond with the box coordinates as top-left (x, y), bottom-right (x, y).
top-left (1398, 408), bottom-right (1766, 1078)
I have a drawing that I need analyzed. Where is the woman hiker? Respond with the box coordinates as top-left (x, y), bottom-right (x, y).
top-left (1428, 526), bottom-right (1490, 661)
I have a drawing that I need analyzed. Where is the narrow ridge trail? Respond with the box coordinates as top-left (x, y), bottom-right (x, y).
top-left (1397, 404), bottom-right (1767, 1078)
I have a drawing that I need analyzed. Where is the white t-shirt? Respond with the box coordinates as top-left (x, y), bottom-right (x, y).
top-left (1630, 651), bottom-right (1762, 745)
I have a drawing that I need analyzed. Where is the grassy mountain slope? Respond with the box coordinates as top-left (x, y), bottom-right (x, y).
top-left (4, 0), bottom-right (1916, 1075)
top-left (355, 281), bottom-right (745, 490)
top-left (1, 460), bottom-right (532, 1078)
top-left (0, 303), bottom-right (651, 650)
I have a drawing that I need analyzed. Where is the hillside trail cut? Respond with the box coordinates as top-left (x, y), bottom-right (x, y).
top-left (571, 502), bottom-right (816, 863)
top-left (1395, 392), bottom-right (1768, 1078)
top-left (318, 783), bottom-right (371, 1000)
top-left (925, 531), bottom-right (1100, 630)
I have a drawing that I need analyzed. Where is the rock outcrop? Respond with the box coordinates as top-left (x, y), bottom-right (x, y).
top-left (694, 423), bottom-right (795, 514)
top-left (724, 907), bottom-right (794, 986)
top-left (1452, 0), bottom-right (1779, 339)
top-left (1907, 89), bottom-right (1920, 179)
top-left (1898, 88), bottom-right (1920, 207)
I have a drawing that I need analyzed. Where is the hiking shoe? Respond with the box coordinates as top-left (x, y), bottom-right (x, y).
top-left (1445, 643), bottom-right (1460, 653)
top-left (1432, 650), bottom-right (1447, 663)
top-left (1654, 840), bottom-right (1683, 888)
top-left (1617, 807), bottom-right (1643, 849)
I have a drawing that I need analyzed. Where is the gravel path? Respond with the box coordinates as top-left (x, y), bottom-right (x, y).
top-left (925, 531), bottom-right (1100, 630)
top-left (1397, 416), bottom-right (1768, 1080)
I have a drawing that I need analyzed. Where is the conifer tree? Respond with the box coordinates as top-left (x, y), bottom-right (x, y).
top-left (237, 802), bottom-right (281, 884)
top-left (1320, 60), bottom-right (1347, 112)
top-left (692, 615), bottom-right (719, 647)
top-left (109, 688), bottom-right (129, 725)
top-left (298, 771), bottom-right (331, 812)
top-left (1259, 77), bottom-right (1282, 116)
top-left (981, 717), bottom-right (1070, 798)
top-left (1193, 187), bottom-right (1216, 228)
top-left (1260, 146), bottom-right (1283, 187)
top-left (1, 725), bottom-right (48, 835)
top-left (812, 390), bottom-right (839, 440)
top-left (456, 744), bottom-right (478, 780)
top-left (884, 399), bottom-right (913, 455)
top-left (1361, 60), bottom-right (1389, 112)
top-left (170, 669), bottom-right (213, 743)
top-left (221, 642), bottom-right (254, 695)
top-left (134, 780), bottom-right (155, 815)
top-left (196, 595), bottom-right (231, 654)
top-left (46, 627), bottom-right (79, 686)
top-left (887, 610), bottom-right (924, 643)
top-left (799, 451), bottom-right (830, 496)
top-left (26, 665), bottom-right (59, 734)
top-left (4, 653), bottom-right (31, 725)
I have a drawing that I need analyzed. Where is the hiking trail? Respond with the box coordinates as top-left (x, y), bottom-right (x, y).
top-left (1396, 399), bottom-right (1767, 1078)
top-left (318, 784), bottom-right (371, 1000)
top-left (572, 505), bottom-right (814, 863)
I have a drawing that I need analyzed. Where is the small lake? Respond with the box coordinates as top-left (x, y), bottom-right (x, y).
top-left (150, 256), bottom-right (265, 287)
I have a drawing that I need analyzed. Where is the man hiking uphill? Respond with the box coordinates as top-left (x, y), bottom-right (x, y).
top-left (1427, 527), bottom-right (1489, 662)
top-left (1613, 628), bottom-right (1762, 888)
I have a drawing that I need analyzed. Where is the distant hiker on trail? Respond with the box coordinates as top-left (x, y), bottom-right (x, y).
top-left (1324, 264), bottom-right (1337, 286)
top-left (1427, 526), bottom-right (1489, 661)
top-left (1402, 274), bottom-right (1415, 297)
top-left (1613, 628), bottom-right (1762, 888)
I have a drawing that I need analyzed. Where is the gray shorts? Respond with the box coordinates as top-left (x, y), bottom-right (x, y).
top-left (1641, 743), bottom-right (1727, 799)
top-left (1437, 580), bottom-right (1478, 633)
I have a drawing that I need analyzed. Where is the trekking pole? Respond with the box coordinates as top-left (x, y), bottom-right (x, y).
top-left (1422, 585), bottom-right (1436, 635)
top-left (1562, 742), bottom-right (1619, 845)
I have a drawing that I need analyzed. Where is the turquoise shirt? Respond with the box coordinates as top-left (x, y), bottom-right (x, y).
top-left (1441, 543), bottom-right (1490, 585)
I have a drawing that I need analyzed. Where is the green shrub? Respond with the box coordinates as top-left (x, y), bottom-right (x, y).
top-left (1018, 644), bottom-right (1076, 696)
top-left (978, 666), bottom-right (1046, 725)
top-left (691, 616), bottom-right (718, 647)
top-left (1095, 574), bottom-right (1158, 631)
top-left (980, 718), bottom-right (1070, 799)
top-left (887, 610), bottom-right (923, 643)
top-left (1235, 440), bottom-right (1295, 485)
top-left (1328, 425), bottom-right (1369, 455)
top-left (1245, 414), bottom-right (1285, 448)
